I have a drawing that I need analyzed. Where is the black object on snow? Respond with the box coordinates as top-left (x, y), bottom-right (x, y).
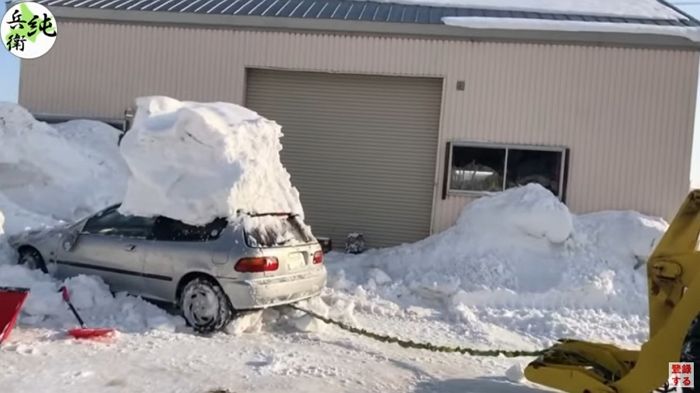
top-left (345, 233), bottom-right (366, 254)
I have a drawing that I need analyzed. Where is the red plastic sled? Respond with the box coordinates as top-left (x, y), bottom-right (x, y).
top-left (0, 287), bottom-right (29, 345)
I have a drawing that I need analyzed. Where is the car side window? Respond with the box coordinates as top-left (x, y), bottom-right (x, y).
top-left (152, 216), bottom-right (227, 242)
top-left (83, 208), bottom-right (155, 239)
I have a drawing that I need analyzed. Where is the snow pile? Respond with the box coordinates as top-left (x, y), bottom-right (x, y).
top-left (118, 96), bottom-right (304, 226)
top-left (225, 297), bottom-right (354, 335)
top-left (327, 184), bottom-right (666, 315)
top-left (0, 264), bottom-right (184, 333)
top-left (0, 103), bottom-right (128, 236)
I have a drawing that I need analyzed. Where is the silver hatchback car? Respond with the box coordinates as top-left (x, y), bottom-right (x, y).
top-left (13, 205), bottom-right (327, 333)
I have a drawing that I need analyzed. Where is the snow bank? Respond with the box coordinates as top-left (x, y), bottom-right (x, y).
top-left (327, 184), bottom-right (666, 315)
top-left (456, 183), bottom-right (573, 244)
top-left (442, 17), bottom-right (700, 43)
top-left (118, 96), bottom-right (303, 226)
top-left (0, 264), bottom-right (184, 333)
top-left (0, 103), bottom-right (128, 236)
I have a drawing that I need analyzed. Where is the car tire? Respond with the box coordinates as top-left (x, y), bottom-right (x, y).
top-left (17, 247), bottom-right (48, 273)
top-left (179, 277), bottom-right (234, 334)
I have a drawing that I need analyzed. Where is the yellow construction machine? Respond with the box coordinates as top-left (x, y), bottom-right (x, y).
top-left (525, 190), bottom-right (700, 393)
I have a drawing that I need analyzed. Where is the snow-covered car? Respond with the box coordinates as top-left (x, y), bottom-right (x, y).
top-left (12, 205), bottom-right (327, 333)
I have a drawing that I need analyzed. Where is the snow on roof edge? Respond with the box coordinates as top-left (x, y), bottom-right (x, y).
top-left (366, 0), bottom-right (688, 22)
top-left (442, 16), bottom-right (700, 43)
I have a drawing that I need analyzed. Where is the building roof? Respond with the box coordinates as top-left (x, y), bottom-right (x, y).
top-left (23, 0), bottom-right (700, 48)
top-left (34, 0), bottom-right (699, 26)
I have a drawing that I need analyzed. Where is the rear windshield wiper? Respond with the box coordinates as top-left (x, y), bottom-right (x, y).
top-left (244, 212), bottom-right (300, 218)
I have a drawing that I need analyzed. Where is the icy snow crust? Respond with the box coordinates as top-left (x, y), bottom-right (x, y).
top-left (118, 96), bottom-right (304, 226)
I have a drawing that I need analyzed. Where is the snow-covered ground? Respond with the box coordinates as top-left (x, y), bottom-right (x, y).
top-left (0, 101), bottom-right (666, 393)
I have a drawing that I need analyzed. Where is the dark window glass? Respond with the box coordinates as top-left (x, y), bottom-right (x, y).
top-left (82, 206), bottom-right (121, 234)
top-left (505, 149), bottom-right (563, 195)
top-left (245, 215), bottom-right (314, 247)
top-left (450, 146), bottom-right (506, 192)
top-left (83, 207), bottom-right (155, 238)
top-left (152, 216), bottom-right (227, 242)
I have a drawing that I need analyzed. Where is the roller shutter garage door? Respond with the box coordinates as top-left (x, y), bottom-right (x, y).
top-left (246, 69), bottom-right (442, 248)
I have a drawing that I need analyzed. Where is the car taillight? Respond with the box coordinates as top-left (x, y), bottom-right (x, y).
top-left (235, 257), bottom-right (279, 273)
top-left (313, 251), bottom-right (324, 264)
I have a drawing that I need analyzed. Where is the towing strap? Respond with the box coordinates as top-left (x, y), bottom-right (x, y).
top-left (290, 304), bottom-right (548, 358)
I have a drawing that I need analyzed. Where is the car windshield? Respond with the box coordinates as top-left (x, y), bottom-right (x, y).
top-left (242, 214), bottom-right (313, 247)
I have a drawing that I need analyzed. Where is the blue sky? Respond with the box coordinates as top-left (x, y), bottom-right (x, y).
top-left (0, 3), bottom-right (19, 103)
top-left (1, 2), bottom-right (700, 183)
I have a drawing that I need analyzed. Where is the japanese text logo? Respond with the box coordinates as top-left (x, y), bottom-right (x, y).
top-left (669, 362), bottom-right (695, 391)
top-left (2, 2), bottom-right (57, 59)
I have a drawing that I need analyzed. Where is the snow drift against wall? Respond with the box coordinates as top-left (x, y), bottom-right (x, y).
top-left (118, 96), bottom-right (304, 226)
top-left (327, 184), bottom-right (667, 315)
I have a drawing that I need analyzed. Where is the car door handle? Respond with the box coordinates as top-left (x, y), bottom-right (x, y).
top-left (124, 244), bottom-right (136, 252)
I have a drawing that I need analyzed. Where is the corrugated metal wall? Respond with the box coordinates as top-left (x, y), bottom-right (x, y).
top-left (19, 21), bottom-right (699, 232)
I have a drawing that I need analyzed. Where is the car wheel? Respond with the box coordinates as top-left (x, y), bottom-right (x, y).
top-left (18, 247), bottom-right (48, 273)
top-left (179, 277), bottom-right (234, 334)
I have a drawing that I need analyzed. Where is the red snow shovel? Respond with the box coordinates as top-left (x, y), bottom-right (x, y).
top-left (59, 286), bottom-right (115, 340)
top-left (0, 287), bottom-right (29, 345)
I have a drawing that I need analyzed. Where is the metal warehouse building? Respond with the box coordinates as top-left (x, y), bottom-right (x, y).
top-left (17, 0), bottom-right (700, 248)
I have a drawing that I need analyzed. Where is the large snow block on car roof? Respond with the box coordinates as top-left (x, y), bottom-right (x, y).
top-left (118, 96), bottom-right (305, 226)
top-left (0, 287), bottom-right (29, 345)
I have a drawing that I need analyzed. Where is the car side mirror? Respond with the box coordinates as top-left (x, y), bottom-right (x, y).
top-left (62, 228), bottom-right (82, 252)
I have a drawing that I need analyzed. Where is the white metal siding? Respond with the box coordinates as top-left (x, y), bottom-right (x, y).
top-left (19, 21), bottom-right (699, 234)
top-left (245, 69), bottom-right (441, 248)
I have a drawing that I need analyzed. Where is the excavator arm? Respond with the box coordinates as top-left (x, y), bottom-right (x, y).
top-left (525, 190), bottom-right (700, 393)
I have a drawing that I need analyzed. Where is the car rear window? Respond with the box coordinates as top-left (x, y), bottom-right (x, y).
top-left (152, 216), bottom-right (228, 242)
top-left (242, 214), bottom-right (314, 248)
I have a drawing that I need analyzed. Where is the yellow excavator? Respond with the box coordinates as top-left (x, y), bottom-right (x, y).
top-left (525, 190), bottom-right (700, 392)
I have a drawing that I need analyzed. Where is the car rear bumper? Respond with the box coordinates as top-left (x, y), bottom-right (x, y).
top-left (218, 267), bottom-right (327, 309)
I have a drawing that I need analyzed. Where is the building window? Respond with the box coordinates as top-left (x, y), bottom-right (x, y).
top-left (447, 143), bottom-right (567, 197)
top-left (450, 146), bottom-right (506, 192)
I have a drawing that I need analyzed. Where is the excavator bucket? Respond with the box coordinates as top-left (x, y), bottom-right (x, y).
top-left (524, 190), bottom-right (700, 393)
